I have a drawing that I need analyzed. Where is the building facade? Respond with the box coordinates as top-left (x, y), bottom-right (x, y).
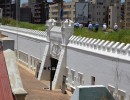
top-left (0, 0), bottom-right (20, 20)
top-left (49, 0), bottom-right (119, 25)
top-left (125, 0), bottom-right (130, 29)
top-left (108, 0), bottom-right (121, 28)
top-left (49, 0), bottom-right (78, 21)
top-left (28, 0), bottom-right (50, 24)
top-left (0, 8), bottom-right (3, 18)
top-left (20, 8), bottom-right (32, 23)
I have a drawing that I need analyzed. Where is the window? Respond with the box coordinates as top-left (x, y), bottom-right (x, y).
top-left (71, 69), bottom-right (75, 82)
top-left (91, 76), bottom-right (95, 85)
top-left (78, 72), bottom-right (84, 85)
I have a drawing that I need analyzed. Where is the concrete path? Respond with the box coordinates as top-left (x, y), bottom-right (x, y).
top-left (18, 65), bottom-right (70, 100)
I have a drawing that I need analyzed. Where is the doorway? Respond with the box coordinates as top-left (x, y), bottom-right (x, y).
top-left (35, 62), bottom-right (41, 78)
top-left (50, 57), bottom-right (58, 81)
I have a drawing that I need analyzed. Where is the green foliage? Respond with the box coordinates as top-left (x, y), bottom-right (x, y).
top-left (1, 18), bottom-right (130, 43)
top-left (74, 28), bottom-right (130, 44)
top-left (0, 18), bottom-right (46, 31)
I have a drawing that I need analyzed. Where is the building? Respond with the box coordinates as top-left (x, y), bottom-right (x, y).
top-left (49, 0), bottom-right (119, 25)
top-left (120, 2), bottom-right (125, 28)
top-left (28, 0), bottom-right (37, 17)
top-left (34, 2), bottom-right (46, 24)
top-left (20, 8), bottom-right (32, 23)
top-left (125, 0), bottom-right (130, 29)
top-left (108, 0), bottom-right (121, 28)
top-left (49, 0), bottom-right (78, 21)
top-left (0, 0), bottom-right (20, 20)
top-left (0, 8), bottom-right (3, 18)
top-left (28, 0), bottom-right (49, 24)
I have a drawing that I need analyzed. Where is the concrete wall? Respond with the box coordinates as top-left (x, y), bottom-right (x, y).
top-left (0, 25), bottom-right (48, 73)
top-left (66, 36), bottom-right (130, 100)
top-left (1, 25), bottom-right (130, 99)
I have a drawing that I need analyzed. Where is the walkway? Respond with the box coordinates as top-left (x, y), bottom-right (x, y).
top-left (18, 65), bottom-right (70, 100)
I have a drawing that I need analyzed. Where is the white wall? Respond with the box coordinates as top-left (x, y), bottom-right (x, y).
top-left (0, 26), bottom-right (47, 61)
top-left (67, 46), bottom-right (130, 100)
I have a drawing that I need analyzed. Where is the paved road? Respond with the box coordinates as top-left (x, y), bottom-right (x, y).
top-left (19, 66), bottom-right (70, 100)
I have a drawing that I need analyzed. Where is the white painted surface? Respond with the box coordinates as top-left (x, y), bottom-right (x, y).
top-left (1, 23), bottom-right (130, 99)
top-left (67, 43), bottom-right (130, 100)
top-left (0, 26), bottom-right (47, 60)
top-left (4, 49), bottom-right (27, 95)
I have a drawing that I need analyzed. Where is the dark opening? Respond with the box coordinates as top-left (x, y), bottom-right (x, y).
top-left (50, 57), bottom-right (58, 81)
top-left (91, 76), bottom-right (95, 85)
top-left (35, 62), bottom-right (41, 78)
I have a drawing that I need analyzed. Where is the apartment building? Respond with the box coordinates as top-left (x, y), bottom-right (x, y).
top-left (29, 0), bottom-right (50, 24)
top-left (0, 8), bottom-right (2, 18)
top-left (49, 0), bottom-right (118, 25)
top-left (108, 0), bottom-right (121, 28)
top-left (0, 0), bottom-right (20, 20)
top-left (34, 2), bottom-right (45, 24)
top-left (20, 8), bottom-right (32, 23)
top-left (125, 0), bottom-right (130, 29)
top-left (49, 0), bottom-right (78, 21)
top-left (28, 0), bottom-right (37, 17)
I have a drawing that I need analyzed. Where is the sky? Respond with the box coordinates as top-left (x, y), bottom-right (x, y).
top-left (21, 0), bottom-right (125, 5)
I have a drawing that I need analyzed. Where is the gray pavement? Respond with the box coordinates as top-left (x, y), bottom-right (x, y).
top-left (18, 66), bottom-right (70, 100)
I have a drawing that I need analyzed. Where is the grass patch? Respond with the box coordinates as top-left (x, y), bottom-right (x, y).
top-left (0, 18), bottom-right (46, 31)
top-left (1, 18), bottom-right (130, 43)
top-left (74, 27), bottom-right (130, 44)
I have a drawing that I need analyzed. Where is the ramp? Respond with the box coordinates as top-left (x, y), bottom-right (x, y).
top-left (0, 46), bottom-right (14, 100)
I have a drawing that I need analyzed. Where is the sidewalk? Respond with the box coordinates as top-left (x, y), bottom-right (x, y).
top-left (18, 64), bottom-right (70, 100)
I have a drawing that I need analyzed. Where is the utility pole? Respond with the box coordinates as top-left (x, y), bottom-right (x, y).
top-left (16, 0), bottom-right (19, 60)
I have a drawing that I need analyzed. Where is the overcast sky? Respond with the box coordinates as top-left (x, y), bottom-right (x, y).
top-left (21, 0), bottom-right (125, 5)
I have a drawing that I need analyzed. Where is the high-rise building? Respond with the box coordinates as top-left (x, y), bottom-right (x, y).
top-left (125, 0), bottom-right (130, 29)
top-left (20, 7), bottom-right (32, 23)
top-left (0, 8), bottom-right (3, 18)
top-left (108, 0), bottom-right (121, 28)
top-left (0, 0), bottom-right (20, 20)
top-left (28, 0), bottom-right (49, 24)
top-left (49, 0), bottom-right (116, 25)
top-left (28, 0), bottom-right (37, 17)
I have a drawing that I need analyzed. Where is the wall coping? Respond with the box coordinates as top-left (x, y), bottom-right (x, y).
top-left (0, 25), bottom-right (47, 41)
top-left (68, 35), bottom-right (130, 62)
